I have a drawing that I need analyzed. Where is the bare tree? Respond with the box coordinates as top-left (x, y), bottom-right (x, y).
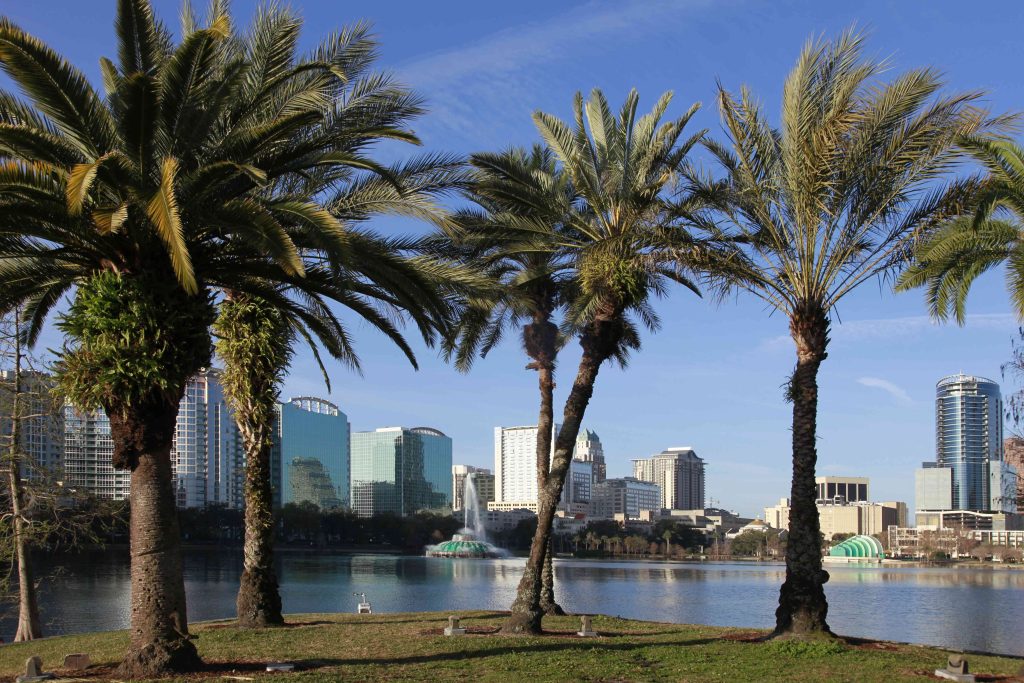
top-left (0, 308), bottom-right (43, 640)
top-left (0, 310), bottom-right (116, 641)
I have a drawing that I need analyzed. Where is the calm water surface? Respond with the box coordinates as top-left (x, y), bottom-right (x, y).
top-left (8, 548), bottom-right (1023, 656)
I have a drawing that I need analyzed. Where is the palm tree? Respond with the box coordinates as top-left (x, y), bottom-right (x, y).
top-left (897, 138), bottom-right (1024, 321)
top-left (444, 145), bottom-right (576, 615)
top-left (663, 529), bottom-right (672, 560)
top-left (494, 88), bottom-right (734, 634)
top-left (691, 29), bottom-right (1001, 637)
top-left (0, 1), bottom-right (451, 674)
top-left (209, 10), bottom-right (465, 628)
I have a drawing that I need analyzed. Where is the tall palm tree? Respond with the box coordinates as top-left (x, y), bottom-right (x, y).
top-left (897, 138), bottom-right (1024, 322)
top-left (0, 1), bottom-right (450, 674)
top-left (691, 29), bottom-right (1001, 637)
top-left (209, 9), bottom-right (465, 628)
top-left (445, 145), bottom-right (576, 615)
top-left (495, 89), bottom-right (731, 634)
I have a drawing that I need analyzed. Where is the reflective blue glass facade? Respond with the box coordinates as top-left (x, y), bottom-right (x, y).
top-left (935, 374), bottom-right (1003, 511)
top-left (350, 427), bottom-right (452, 517)
top-left (272, 397), bottom-right (349, 510)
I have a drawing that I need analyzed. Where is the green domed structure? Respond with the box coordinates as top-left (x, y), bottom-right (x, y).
top-left (426, 532), bottom-right (502, 559)
top-left (828, 534), bottom-right (885, 559)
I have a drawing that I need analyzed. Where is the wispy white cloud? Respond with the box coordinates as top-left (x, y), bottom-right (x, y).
top-left (758, 312), bottom-right (1017, 352)
top-left (857, 376), bottom-right (914, 406)
top-left (393, 0), bottom-right (717, 146)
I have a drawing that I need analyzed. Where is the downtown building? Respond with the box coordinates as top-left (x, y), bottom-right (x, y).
top-left (490, 424), bottom-right (592, 515)
top-left (271, 397), bottom-right (349, 510)
top-left (350, 427), bottom-right (452, 517)
top-left (764, 476), bottom-right (908, 541)
top-left (64, 368), bottom-right (245, 507)
top-left (915, 374), bottom-right (1020, 530)
top-left (575, 429), bottom-right (607, 482)
top-left (452, 464), bottom-right (494, 513)
top-left (590, 477), bottom-right (661, 519)
top-left (0, 370), bottom-right (64, 481)
top-left (632, 447), bottom-right (705, 511)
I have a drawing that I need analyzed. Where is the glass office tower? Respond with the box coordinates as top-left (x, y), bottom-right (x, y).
top-left (272, 397), bottom-right (349, 510)
top-left (935, 374), bottom-right (1004, 511)
top-left (350, 427), bottom-right (452, 516)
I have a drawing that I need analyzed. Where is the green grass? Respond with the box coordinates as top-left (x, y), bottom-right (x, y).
top-left (1, 612), bottom-right (1020, 682)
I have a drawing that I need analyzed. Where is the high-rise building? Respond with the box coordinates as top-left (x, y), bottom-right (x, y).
top-left (350, 427), bottom-right (452, 517)
top-left (452, 465), bottom-right (492, 512)
top-left (494, 424), bottom-right (557, 503)
top-left (0, 370), bottom-right (64, 481)
top-left (173, 369), bottom-right (244, 509)
top-left (815, 476), bottom-right (869, 503)
top-left (916, 374), bottom-right (1019, 519)
top-left (574, 429), bottom-right (606, 482)
top-left (272, 397), bottom-right (349, 510)
top-left (64, 406), bottom-right (127, 500)
top-left (64, 369), bottom-right (245, 507)
top-left (491, 424), bottom-right (592, 514)
top-left (935, 373), bottom-right (1004, 510)
top-left (590, 477), bottom-right (661, 519)
top-left (632, 447), bottom-right (705, 510)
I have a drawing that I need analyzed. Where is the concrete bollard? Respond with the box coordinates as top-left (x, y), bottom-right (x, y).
top-left (934, 654), bottom-right (975, 682)
top-left (577, 615), bottom-right (598, 637)
top-left (444, 615), bottom-right (466, 636)
top-left (15, 656), bottom-right (54, 683)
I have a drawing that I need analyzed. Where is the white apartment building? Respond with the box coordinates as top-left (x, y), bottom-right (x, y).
top-left (0, 370), bottom-right (64, 481)
top-left (492, 424), bottom-right (592, 514)
top-left (64, 369), bottom-right (245, 508)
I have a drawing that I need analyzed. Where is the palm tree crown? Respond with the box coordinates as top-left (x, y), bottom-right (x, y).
top-left (897, 137), bottom-right (1024, 322)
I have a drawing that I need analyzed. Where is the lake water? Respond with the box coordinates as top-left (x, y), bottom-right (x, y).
top-left (7, 549), bottom-right (1023, 656)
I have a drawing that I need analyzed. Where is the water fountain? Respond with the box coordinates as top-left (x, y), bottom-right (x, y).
top-left (426, 475), bottom-right (505, 558)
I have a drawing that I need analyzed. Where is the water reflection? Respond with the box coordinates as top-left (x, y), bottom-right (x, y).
top-left (6, 551), bottom-right (1022, 657)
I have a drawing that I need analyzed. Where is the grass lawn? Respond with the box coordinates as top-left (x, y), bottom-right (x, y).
top-left (0, 612), bottom-right (1020, 682)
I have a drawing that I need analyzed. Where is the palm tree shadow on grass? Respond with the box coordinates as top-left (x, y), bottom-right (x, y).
top-left (289, 637), bottom-right (720, 669)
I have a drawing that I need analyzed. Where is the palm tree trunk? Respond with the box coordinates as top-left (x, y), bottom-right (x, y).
top-left (235, 409), bottom-right (283, 627)
top-left (525, 312), bottom-right (565, 616)
top-left (215, 294), bottom-right (288, 628)
top-left (110, 396), bottom-right (202, 678)
top-left (774, 307), bottom-right (832, 637)
top-left (503, 319), bottom-right (617, 634)
top-left (540, 537), bottom-right (564, 615)
top-left (6, 323), bottom-right (41, 641)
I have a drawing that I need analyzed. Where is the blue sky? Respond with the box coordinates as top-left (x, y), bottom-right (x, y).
top-left (6, 0), bottom-right (1024, 517)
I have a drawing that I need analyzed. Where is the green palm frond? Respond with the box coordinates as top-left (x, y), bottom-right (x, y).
top-left (694, 26), bottom-right (1008, 321)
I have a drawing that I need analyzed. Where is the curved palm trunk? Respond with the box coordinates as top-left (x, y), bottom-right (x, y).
top-left (111, 396), bottom-right (202, 678)
top-left (524, 312), bottom-right (564, 616)
top-left (774, 308), bottom-right (831, 637)
top-left (503, 318), bottom-right (618, 634)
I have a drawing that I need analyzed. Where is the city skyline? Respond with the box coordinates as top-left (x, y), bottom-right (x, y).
top-left (6, 0), bottom-right (1023, 519)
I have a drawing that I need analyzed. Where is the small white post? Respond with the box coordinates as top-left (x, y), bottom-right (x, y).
top-left (444, 615), bottom-right (466, 636)
top-left (577, 615), bottom-right (598, 637)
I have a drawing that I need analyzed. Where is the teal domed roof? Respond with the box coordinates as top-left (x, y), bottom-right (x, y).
top-left (426, 532), bottom-right (502, 558)
top-left (828, 535), bottom-right (884, 559)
